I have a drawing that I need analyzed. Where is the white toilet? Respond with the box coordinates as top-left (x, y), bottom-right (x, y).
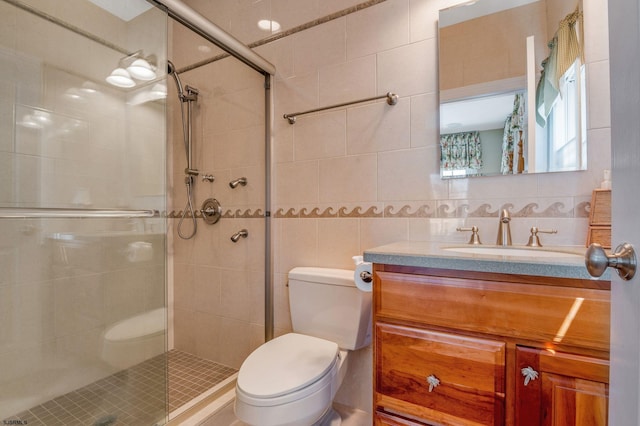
top-left (101, 307), bottom-right (166, 369)
top-left (234, 267), bottom-right (372, 426)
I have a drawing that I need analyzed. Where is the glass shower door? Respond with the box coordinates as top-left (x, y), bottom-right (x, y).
top-left (0, 1), bottom-right (169, 424)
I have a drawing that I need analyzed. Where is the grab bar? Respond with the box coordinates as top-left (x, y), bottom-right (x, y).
top-left (0, 207), bottom-right (158, 219)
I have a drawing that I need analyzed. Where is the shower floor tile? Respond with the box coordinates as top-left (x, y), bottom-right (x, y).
top-left (3, 350), bottom-right (237, 426)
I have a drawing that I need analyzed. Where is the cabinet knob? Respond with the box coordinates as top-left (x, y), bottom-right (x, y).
top-left (521, 366), bottom-right (539, 386)
top-left (426, 374), bottom-right (440, 392)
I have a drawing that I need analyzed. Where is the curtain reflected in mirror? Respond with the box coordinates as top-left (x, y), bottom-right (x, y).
top-left (438, 0), bottom-right (587, 179)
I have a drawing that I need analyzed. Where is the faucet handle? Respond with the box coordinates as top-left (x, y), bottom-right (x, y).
top-left (457, 226), bottom-right (482, 245)
top-left (526, 227), bottom-right (557, 247)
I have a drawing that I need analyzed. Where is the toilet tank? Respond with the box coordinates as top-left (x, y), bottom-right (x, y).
top-left (288, 267), bottom-right (372, 350)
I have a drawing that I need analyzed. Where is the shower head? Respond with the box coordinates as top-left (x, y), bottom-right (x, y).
top-left (167, 60), bottom-right (186, 99)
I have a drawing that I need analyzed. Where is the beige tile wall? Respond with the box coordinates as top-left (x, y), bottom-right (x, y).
top-left (170, 0), bottom-right (611, 414)
top-left (261, 0), bottom-right (610, 412)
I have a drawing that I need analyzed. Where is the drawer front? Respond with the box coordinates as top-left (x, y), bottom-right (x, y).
top-left (376, 323), bottom-right (505, 425)
top-left (375, 411), bottom-right (426, 425)
top-left (375, 271), bottom-right (610, 352)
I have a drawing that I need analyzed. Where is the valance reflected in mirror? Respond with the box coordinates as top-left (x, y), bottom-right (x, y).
top-left (438, 0), bottom-right (587, 179)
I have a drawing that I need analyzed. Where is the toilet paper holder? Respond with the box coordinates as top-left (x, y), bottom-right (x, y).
top-left (359, 270), bottom-right (372, 283)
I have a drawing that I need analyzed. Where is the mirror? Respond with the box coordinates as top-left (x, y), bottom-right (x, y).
top-left (438, 0), bottom-right (587, 178)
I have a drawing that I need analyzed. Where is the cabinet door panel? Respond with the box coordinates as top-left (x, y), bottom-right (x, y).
top-left (516, 346), bottom-right (608, 426)
top-left (376, 323), bottom-right (505, 425)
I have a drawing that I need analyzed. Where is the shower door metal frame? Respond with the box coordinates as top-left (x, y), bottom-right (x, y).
top-left (148, 0), bottom-right (276, 342)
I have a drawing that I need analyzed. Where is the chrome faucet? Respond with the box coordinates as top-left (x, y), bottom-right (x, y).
top-left (496, 209), bottom-right (512, 246)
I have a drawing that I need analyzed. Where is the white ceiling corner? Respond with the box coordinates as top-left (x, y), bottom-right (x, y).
top-left (87, 0), bottom-right (153, 22)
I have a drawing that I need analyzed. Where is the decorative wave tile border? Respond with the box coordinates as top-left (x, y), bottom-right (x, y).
top-left (273, 200), bottom-right (590, 219)
top-left (167, 208), bottom-right (265, 219)
top-left (166, 200), bottom-right (591, 219)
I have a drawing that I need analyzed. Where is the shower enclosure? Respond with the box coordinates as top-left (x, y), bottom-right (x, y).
top-left (0, 0), bottom-right (169, 423)
top-left (0, 0), bottom-right (274, 424)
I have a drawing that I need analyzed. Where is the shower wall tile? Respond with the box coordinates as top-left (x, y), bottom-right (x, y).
top-left (219, 269), bottom-right (251, 322)
top-left (255, 36), bottom-right (295, 80)
top-left (408, 0), bottom-right (439, 42)
top-left (275, 72), bottom-right (319, 120)
top-left (587, 60), bottom-right (612, 130)
top-left (209, 125), bottom-right (266, 171)
top-left (293, 18), bottom-right (346, 76)
top-left (205, 88), bottom-right (265, 136)
top-left (318, 154), bottom-right (378, 203)
top-left (587, 128), bottom-right (612, 172)
top-left (346, 99), bottom-right (411, 155)
top-left (318, 55), bottom-right (376, 107)
top-left (376, 38), bottom-right (438, 98)
top-left (194, 311), bottom-right (223, 361)
top-left (277, 218), bottom-right (319, 274)
top-left (345, 0), bottom-right (409, 59)
top-left (219, 317), bottom-right (254, 369)
top-left (174, 307), bottom-right (197, 355)
top-left (294, 110), bottom-right (347, 161)
top-left (272, 0), bottom-right (322, 34)
top-left (377, 147), bottom-right (444, 201)
top-left (275, 160), bottom-right (320, 205)
top-left (410, 92), bottom-right (439, 148)
top-left (317, 219), bottom-right (360, 269)
top-left (583, 0), bottom-right (610, 63)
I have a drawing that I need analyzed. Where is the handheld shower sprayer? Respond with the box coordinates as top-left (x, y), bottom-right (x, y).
top-left (169, 60), bottom-right (201, 239)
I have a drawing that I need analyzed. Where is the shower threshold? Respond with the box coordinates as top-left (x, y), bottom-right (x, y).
top-left (2, 350), bottom-right (237, 426)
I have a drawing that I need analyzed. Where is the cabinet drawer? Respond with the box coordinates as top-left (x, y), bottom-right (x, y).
top-left (375, 323), bottom-right (505, 425)
top-left (375, 271), bottom-right (610, 352)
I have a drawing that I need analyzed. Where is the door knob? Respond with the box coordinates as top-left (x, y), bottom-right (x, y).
top-left (585, 243), bottom-right (636, 280)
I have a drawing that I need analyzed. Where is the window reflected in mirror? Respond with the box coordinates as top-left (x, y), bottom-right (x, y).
top-left (438, 0), bottom-right (587, 179)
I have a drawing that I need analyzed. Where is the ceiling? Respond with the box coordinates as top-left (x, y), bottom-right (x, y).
top-left (87, 0), bottom-right (153, 22)
top-left (440, 93), bottom-right (516, 134)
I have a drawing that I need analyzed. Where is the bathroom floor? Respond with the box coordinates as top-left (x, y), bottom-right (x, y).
top-left (201, 401), bottom-right (372, 426)
top-left (2, 350), bottom-right (237, 426)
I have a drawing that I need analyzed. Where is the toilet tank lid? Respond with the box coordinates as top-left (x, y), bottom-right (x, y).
top-left (237, 333), bottom-right (338, 398)
top-left (288, 267), bottom-right (354, 287)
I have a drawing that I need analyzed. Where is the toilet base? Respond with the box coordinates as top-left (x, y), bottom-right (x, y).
top-left (315, 407), bottom-right (341, 426)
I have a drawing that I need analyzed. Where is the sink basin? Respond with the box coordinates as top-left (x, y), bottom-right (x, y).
top-left (442, 246), bottom-right (584, 259)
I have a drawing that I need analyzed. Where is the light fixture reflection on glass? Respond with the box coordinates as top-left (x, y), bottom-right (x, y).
top-left (81, 81), bottom-right (98, 94)
top-left (106, 68), bottom-right (136, 88)
top-left (150, 83), bottom-right (167, 98)
top-left (258, 19), bottom-right (281, 32)
top-left (64, 88), bottom-right (86, 101)
top-left (18, 115), bottom-right (43, 129)
top-left (127, 58), bottom-right (156, 81)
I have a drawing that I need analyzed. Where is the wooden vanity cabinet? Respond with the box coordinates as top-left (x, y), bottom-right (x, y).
top-left (372, 264), bottom-right (611, 426)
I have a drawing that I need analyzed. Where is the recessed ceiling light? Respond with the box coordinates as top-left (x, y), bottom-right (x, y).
top-left (258, 19), bottom-right (281, 32)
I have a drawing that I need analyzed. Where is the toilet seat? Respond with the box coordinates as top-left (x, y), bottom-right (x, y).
top-left (237, 333), bottom-right (339, 406)
top-left (103, 307), bottom-right (166, 343)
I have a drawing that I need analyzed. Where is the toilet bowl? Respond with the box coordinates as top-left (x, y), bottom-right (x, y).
top-left (235, 333), bottom-right (348, 426)
top-left (101, 307), bottom-right (166, 369)
top-left (235, 267), bottom-right (371, 426)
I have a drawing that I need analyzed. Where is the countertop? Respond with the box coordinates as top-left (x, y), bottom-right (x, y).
top-left (363, 241), bottom-right (610, 281)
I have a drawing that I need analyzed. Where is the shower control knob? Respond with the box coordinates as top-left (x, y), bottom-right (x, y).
top-left (202, 174), bottom-right (215, 182)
